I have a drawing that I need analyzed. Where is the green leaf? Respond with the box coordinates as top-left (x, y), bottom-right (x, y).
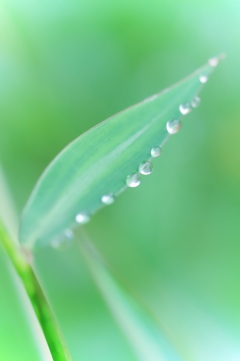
top-left (19, 57), bottom-right (222, 247)
top-left (0, 235), bottom-right (53, 361)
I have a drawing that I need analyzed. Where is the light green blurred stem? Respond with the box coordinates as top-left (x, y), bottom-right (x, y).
top-left (0, 222), bottom-right (71, 361)
top-left (77, 231), bottom-right (183, 361)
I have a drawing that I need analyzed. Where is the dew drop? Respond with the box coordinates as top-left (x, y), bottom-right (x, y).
top-left (179, 103), bottom-right (192, 115)
top-left (101, 194), bottom-right (115, 205)
top-left (139, 161), bottom-right (153, 175)
top-left (199, 75), bottom-right (208, 83)
top-left (166, 119), bottom-right (182, 134)
top-left (76, 213), bottom-right (90, 224)
top-left (51, 229), bottom-right (74, 249)
top-left (208, 57), bottom-right (219, 67)
top-left (151, 146), bottom-right (162, 157)
top-left (126, 173), bottom-right (141, 188)
top-left (191, 96), bottom-right (201, 108)
top-left (65, 229), bottom-right (74, 240)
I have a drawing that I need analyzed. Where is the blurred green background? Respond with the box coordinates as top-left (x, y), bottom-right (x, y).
top-left (1, 0), bottom-right (240, 359)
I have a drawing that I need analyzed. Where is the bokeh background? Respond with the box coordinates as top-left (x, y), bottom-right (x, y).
top-left (1, 0), bottom-right (240, 360)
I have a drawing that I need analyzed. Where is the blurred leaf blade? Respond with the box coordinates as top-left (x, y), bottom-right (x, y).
top-left (20, 59), bottom-right (219, 247)
top-left (79, 234), bottom-right (183, 361)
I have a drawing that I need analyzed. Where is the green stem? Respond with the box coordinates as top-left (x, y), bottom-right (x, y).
top-left (0, 222), bottom-right (71, 361)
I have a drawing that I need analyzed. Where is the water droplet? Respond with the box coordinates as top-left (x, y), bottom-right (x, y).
top-left (151, 146), bottom-right (162, 157)
top-left (76, 213), bottom-right (90, 224)
top-left (65, 229), bottom-right (74, 240)
top-left (139, 161), bottom-right (153, 175)
top-left (199, 75), bottom-right (208, 83)
top-left (179, 103), bottom-right (192, 115)
top-left (101, 194), bottom-right (115, 205)
top-left (51, 229), bottom-right (74, 249)
top-left (191, 96), bottom-right (201, 108)
top-left (166, 119), bottom-right (182, 134)
top-left (126, 173), bottom-right (141, 188)
top-left (208, 57), bottom-right (219, 67)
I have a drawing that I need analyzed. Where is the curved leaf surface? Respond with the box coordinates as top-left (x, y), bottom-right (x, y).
top-left (20, 57), bottom-right (222, 247)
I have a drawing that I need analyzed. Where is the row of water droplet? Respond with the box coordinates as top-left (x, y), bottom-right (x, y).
top-left (64, 95), bottom-right (201, 237)
top-left (52, 56), bottom-right (220, 247)
top-left (125, 94), bottom-right (201, 188)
